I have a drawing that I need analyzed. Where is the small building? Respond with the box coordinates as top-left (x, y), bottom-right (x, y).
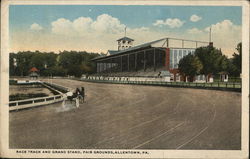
top-left (158, 70), bottom-right (171, 82)
top-left (219, 72), bottom-right (229, 82)
top-left (117, 37), bottom-right (134, 51)
top-left (29, 67), bottom-right (39, 80)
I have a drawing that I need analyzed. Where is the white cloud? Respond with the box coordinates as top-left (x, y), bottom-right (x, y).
top-left (205, 20), bottom-right (241, 49)
top-left (51, 14), bottom-right (126, 36)
top-left (153, 20), bottom-right (165, 26)
top-left (49, 14), bottom-right (159, 52)
top-left (187, 27), bottom-right (203, 34)
top-left (30, 23), bottom-right (43, 31)
top-left (190, 14), bottom-right (202, 22)
top-left (91, 14), bottom-right (125, 34)
top-left (72, 17), bottom-right (93, 33)
top-left (153, 18), bottom-right (185, 28)
top-left (51, 18), bottom-right (74, 35)
top-left (185, 19), bottom-right (241, 56)
top-left (23, 17), bottom-right (240, 57)
top-left (204, 20), bottom-right (238, 33)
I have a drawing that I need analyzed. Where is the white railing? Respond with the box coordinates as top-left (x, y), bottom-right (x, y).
top-left (9, 95), bottom-right (63, 111)
top-left (9, 81), bottom-right (69, 111)
top-left (79, 75), bottom-right (241, 90)
top-left (82, 76), bottom-right (171, 82)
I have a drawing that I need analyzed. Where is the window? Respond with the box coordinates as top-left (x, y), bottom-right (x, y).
top-left (183, 50), bottom-right (187, 56)
top-left (178, 50), bottom-right (183, 60)
top-left (170, 49), bottom-right (173, 69)
top-left (174, 50), bottom-right (178, 68)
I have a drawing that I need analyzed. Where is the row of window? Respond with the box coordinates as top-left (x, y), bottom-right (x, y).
top-left (169, 49), bottom-right (195, 69)
top-left (118, 46), bottom-right (132, 50)
top-left (118, 41), bottom-right (133, 44)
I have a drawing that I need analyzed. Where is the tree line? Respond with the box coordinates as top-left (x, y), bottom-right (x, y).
top-left (9, 50), bottom-right (102, 77)
top-left (178, 42), bottom-right (242, 81)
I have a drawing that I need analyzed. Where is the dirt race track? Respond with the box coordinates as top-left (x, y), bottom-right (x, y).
top-left (9, 79), bottom-right (241, 150)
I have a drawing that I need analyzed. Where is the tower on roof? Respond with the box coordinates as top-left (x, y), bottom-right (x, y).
top-left (117, 37), bottom-right (134, 51)
top-left (117, 27), bottom-right (134, 51)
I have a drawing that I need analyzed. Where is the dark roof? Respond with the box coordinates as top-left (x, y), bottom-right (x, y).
top-left (92, 38), bottom-right (166, 61)
top-left (107, 50), bottom-right (119, 55)
top-left (218, 71), bottom-right (229, 75)
top-left (117, 36), bottom-right (134, 41)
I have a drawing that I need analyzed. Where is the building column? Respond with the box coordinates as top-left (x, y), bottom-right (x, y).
top-left (111, 58), bottom-right (114, 73)
top-left (116, 57), bottom-right (119, 72)
top-left (99, 61), bottom-right (102, 73)
top-left (165, 48), bottom-right (170, 70)
top-left (153, 48), bottom-right (156, 71)
top-left (135, 52), bottom-right (137, 71)
top-left (127, 54), bottom-right (130, 71)
top-left (105, 60), bottom-right (107, 73)
top-left (96, 62), bottom-right (100, 73)
top-left (143, 51), bottom-right (146, 71)
top-left (166, 38), bottom-right (169, 47)
top-left (120, 56), bottom-right (123, 72)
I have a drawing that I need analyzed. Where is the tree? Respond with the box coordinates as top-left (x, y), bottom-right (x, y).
top-left (58, 50), bottom-right (100, 75)
top-left (178, 54), bottom-right (203, 80)
top-left (15, 51), bottom-right (34, 76)
top-left (9, 50), bottom-right (101, 77)
top-left (194, 46), bottom-right (228, 81)
top-left (231, 42), bottom-right (242, 77)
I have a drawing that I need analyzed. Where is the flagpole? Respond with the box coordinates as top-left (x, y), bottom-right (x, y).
top-left (209, 26), bottom-right (212, 42)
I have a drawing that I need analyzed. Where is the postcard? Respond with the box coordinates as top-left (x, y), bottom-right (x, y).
top-left (1, 0), bottom-right (249, 158)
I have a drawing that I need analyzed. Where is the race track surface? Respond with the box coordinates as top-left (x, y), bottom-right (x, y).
top-left (9, 79), bottom-right (241, 149)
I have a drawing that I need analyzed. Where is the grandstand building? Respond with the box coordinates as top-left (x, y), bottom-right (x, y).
top-left (92, 36), bottom-right (211, 82)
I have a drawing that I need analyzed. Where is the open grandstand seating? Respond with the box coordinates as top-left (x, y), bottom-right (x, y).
top-left (93, 67), bottom-right (166, 77)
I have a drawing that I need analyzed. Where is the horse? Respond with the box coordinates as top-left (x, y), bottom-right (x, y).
top-left (63, 91), bottom-right (80, 108)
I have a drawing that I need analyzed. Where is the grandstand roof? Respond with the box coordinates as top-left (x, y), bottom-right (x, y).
top-left (117, 37), bottom-right (134, 42)
top-left (92, 38), bottom-right (167, 61)
top-left (92, 37), bottom-right (210, 61)
top-left (107, 50), bottom-right (119, 55)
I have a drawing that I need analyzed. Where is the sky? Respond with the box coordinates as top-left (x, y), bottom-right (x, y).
top-left (9, 5), bottom-right (242, 57)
